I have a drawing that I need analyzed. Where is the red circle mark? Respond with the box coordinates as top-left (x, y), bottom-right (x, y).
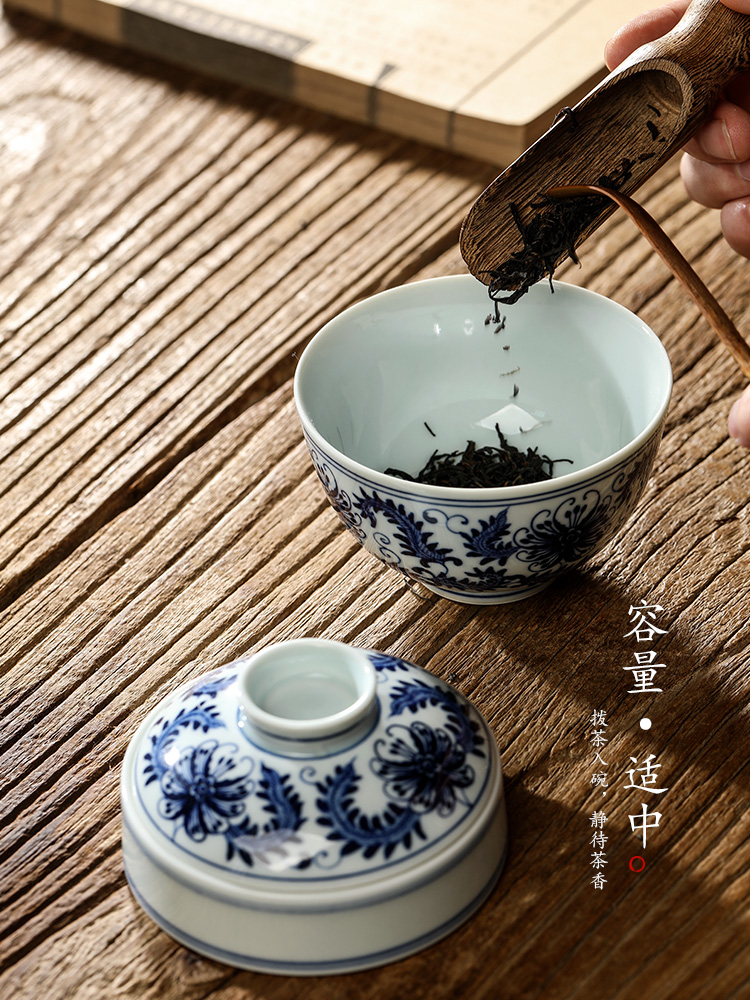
top-left (629, 856), bottom-right (646, 873)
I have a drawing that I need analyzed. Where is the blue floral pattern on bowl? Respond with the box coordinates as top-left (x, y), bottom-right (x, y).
top-left (304, 429), bottom-right (660, 603)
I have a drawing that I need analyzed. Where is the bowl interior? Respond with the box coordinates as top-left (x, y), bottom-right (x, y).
top-left (295, 276), bottom-right (671, 484)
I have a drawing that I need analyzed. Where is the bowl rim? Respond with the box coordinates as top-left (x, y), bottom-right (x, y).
top-left (293, 275), bottom-right (673, 500)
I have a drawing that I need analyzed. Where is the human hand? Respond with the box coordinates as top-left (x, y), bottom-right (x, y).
top-left (606, 1), bottom-right (750, 446)
top-left (606, 0), bottom-right (750, 255)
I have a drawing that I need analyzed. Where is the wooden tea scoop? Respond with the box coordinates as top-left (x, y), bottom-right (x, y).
top-left (460, 0), bottom-right (750, 303)
top-left (549, 184), bottom-right (750, 379)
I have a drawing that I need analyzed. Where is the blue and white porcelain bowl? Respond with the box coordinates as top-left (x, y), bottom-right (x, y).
top-left (121, 639), bottom-right (507, 975)
top-left (294, 275), bottom-right (672, 604)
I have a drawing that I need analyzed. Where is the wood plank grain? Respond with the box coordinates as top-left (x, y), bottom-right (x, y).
top-left (2, 359), bottom-right (749, 999)
top-left (1, 11), bottom-right (749, 1000)
top-left (0, 72), bottom-right (491, 605)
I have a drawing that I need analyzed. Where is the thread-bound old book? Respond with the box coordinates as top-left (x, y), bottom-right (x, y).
top-left (5, 0), bottom-right (648, 165)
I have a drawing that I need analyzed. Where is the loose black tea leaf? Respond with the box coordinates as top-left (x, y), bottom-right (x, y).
top-left (485, 157), bottom-right (635, 305)
top-left (552, 105), bottom-right (579, 130)
top-left (386, 424), bottom-right (571, 488)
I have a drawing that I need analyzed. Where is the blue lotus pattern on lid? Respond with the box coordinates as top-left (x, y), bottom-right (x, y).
top-left (133, 652), bottom-right (493, 880)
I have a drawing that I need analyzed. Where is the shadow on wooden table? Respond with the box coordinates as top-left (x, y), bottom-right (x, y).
top-left (120, 571), bottom-right (748, 1000)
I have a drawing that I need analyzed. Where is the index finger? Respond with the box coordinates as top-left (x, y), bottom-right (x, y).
top-left (605, 2), bottom-right (689, 69)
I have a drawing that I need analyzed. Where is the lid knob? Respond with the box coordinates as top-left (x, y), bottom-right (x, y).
top-left (238, 639), bottom-right (378, 756)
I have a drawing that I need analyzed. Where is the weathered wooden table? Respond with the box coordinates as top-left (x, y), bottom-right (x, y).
top-left (1, 9), bottom-right (748, 1000)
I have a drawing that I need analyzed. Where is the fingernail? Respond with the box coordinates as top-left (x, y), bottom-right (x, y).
top-left (737, 160), bottom-right (750, 180)
top-left (721, 119), bottom-right (737, 161)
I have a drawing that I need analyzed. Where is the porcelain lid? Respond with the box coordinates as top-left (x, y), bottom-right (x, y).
top-left (121, 639), bottom-right (500, 899)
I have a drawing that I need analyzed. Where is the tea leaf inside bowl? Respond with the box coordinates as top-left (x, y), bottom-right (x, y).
top-left (385, 424), bottom-right (571, 489)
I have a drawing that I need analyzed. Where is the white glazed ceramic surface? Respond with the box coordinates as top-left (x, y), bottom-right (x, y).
top-left (294, 275), bottom-right (672, 603)
top-left (121, 639), bottom-right (507, 975)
